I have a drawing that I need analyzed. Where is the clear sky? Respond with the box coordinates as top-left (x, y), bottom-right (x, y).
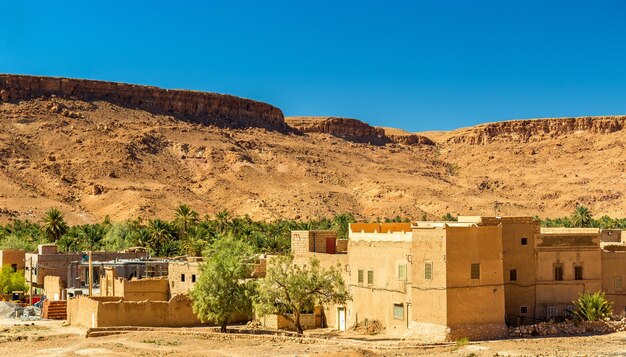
top-left (1, 1), bottom-right (626, 131)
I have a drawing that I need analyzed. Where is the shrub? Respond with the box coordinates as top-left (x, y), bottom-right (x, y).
top-left (572, 291), bottom-right (613, 321)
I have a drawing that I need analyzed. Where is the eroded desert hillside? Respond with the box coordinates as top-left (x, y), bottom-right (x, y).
top-left (0, 75), bottom-right (624, 223)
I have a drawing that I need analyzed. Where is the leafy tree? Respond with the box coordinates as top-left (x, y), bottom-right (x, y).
top-left (442, 213), bottom-right (458, 221)
top-left (146, 219), bottom-right (177, 256)
top-left (572, 291), bottom-right (612, 321)
top-left (255, 255), bottom-right (350, 334)
top-left (41, 208), bottom-right (69, 242)
top-left (571, 205), bottom-right (593, 228)
top-left (214, 210), bottom-right (232, 234)
top-left (174, 204), bottom-right (199, 237)
top-left (0, 265), bottom-right (27, 293)
top-left (190, 235), bottom-right (256, 332)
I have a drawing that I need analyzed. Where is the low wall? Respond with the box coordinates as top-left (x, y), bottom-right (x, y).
top-left (260, 313), bottom-right (320, 331)
top-left (68, 295), bottom-right (204, 328)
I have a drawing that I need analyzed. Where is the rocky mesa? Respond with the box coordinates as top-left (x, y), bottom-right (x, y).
top-left (0, 74), bottom-right (285, 129)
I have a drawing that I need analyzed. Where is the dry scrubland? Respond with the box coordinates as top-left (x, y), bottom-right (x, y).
top-left (0, 95), bottom-right (624, 224)
top-left (2, 320), bottom-right (626, 356)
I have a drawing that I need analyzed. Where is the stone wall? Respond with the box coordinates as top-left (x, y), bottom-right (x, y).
top-left (0, 74), bottom-right (284, 129)
top-left (168, 261), bottom-right (201, 296)
top-left (259, 313), bottom-right (320, 330)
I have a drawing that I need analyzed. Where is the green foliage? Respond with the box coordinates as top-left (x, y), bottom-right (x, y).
top-left (442, 213), bottom-right (458, 221)
top-left (540, 205), bottom-right (626, 229)
top-left (41, 208), bottom-right (69, 242)
top-left (190, 235), bottom-right (256, 332)
top-left (0, 265), bottom-right (27, 293)
top-left (571, 205), bottom-right (593, 228)
top-left (573, 291), bottom-right (613, 321)
top-left (254, 255), bottom-right (351, 334)
top-left (456, 337), bottom-right (470, 347)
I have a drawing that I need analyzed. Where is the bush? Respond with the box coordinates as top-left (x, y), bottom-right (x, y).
top-left (573, 291), bottom-right (613, 321)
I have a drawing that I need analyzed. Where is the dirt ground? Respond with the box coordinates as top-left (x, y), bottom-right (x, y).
top-left (1, 319), bottom-right (626, 356)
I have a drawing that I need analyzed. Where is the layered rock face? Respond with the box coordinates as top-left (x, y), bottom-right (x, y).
top-left (447, 116), bottom-right (626, 145)
top-left (285, 116), bottom-right (434, 145)
top-left (0, 74), bottom-right (284, 128)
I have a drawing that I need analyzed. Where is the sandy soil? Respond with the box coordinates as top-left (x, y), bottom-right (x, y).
top-left (1, 319), bottom-right (626, 356)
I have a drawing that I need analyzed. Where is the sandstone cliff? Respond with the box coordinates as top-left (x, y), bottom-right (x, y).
top-left (286, 116), bottom-right (434, 145)
top-left (0, 74), bottom-right (284, 129)
top-left (446, 116), bottom-right (626, 145)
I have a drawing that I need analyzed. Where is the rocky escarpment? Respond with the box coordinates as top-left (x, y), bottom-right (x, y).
top-left (285, 116), bottom-right (434, 146)
top-left (447, 116), bottom-right (626, 145)
top-left (0, 74), bottom-right (284, 129)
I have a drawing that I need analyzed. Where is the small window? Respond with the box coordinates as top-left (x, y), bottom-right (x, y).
top-left (10, 264), bottom-right (17, 272)
top-left (616, 277), bottom-right (623, 291)
top-left (424, 262), bottom-right (433, 280)
top-left (171, 281), bottom-right (175, 287)
top-left (520, 306), bottom-right (528, 314)
top-left (181, 274), bottom-right (186, 282)
top-left (393, 303), bottom-right (404, 320)
top-left (398, 264), bottom-right (407, 281)
top-left (554, 265), bottom-right (563, 281)
top-left (521, 237), bottom-right (528, 245)
top-left (510, 269), bottom-right (517, 282)
top-left (367, 270), bottom-right (374, 285)
top-left (191, 274), bottom-right (196, 283)
top-left (357, 269), bottom-right (364, 284)
top-left (471, 263), bottom-right (480, 279)
top-left (574, 266), bottom-right (583, 281)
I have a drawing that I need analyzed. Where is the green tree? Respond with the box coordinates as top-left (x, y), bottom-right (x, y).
top-left (79, 224), bottom-right (106, 251)
top-left (571, 205), bottom-right (593, 228)
top-left (572, 291), bottom-right (613, 321)
top-left (190, 235), bottom-right (256, 332)
top-left (174, 204), bottom-right (199, 237)
top-left (255, 255), bottom-right (350, 334)
top-left (0, 265), bottom-right (27, 293)
top-left (214, 210), bottom-right (232, 234)
top-left (146, 219), bottom-right (177, 256)
top-left (41, 208), bottom-right (69, 242)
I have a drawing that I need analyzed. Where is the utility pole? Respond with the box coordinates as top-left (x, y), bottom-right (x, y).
top-left (28, 257), bottom-right (33, 305)
top-left (88, 251), bottom-right (93, 297)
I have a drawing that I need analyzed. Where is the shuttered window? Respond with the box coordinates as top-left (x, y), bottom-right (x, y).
top-left (358, 270), bottom-right (364, 284)
top-left (424, 262), bottom-right (433, 280)
top-left (398, 264), bottom-right (407, 281)
top-left (471, 263), bottom-right (480, 279)
top-left (367, 270), bottom-right (374, 285)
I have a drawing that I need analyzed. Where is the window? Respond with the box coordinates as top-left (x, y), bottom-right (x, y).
top-left (181, 274), bottom-right (186, 282)
top-left (357, 270), bottom-right (364, 284)
top-left (520, 306), bottom-right (528, 314)
top-left (510, 269), bottom-right (517, 282)
top-left (554, 265), bottom-right (563, 281)
top-left (398, 264), bottom-right (407, 281)
top-left (424, 262), bottom-right (433, 280)
top-left (470, 263), bottom-right (480, 279)
top-left (616, 277), bottom-right (623, 291)
top-left (393, 304), bottom-right (404, 320)
top-left (171, 281), bottom-right (175, 287)
top-left (367, 270), bottom-right (374, 285)
top-left (191, 274), bottom-right (196, 283)
top-left (10, 264), bottom-right (17, 272)
top-left (521, 237), bottom-right (528, 245)
top-left (574, 266), bottom-right (583, 280)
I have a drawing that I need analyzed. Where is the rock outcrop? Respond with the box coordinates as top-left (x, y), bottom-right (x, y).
top-left (0, 74), bottom-right (284, 129)
top-left (447, 116), bottom-right (626, 145)
top-left (285, 116), bottom-right (434, 146)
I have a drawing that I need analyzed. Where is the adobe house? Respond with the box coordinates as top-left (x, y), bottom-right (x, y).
top-left (0, 249), bottom-right (26, 272)
top-left (24, 244), bottom-right (147, 290)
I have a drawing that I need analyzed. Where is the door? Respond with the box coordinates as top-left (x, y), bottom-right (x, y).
top-left (338, 307), bottom-right (346, 331)
top-left (326, 237), bottom-right (336, 254)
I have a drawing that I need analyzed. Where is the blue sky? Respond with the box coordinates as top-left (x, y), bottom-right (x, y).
top-left (1, 1), bottom-right (625, 131)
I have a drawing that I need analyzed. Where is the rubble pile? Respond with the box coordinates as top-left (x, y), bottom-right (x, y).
top-left (0, 302), bottom-right (41, 320)
top-left (509, 319), bottom-right (626, 337)
top-left (350, 318), bottom-right (384, 335)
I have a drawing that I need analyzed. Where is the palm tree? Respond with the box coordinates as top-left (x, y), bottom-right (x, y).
top-left (147, 219), bottom-right (175, 256)
top-left (571, 205), bottom-right (593, 228)
top-left (79, 224), bottom-right (106, 251)
top-left (173, 204), bottom-right (199, 237)
top-left (215, 210), bottom-right (232, 234)
top-left (41, 208), bottom-right (69, 242)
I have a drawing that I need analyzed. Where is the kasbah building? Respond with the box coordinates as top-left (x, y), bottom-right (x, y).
top-left (291, 216), bottom-right (626, 341)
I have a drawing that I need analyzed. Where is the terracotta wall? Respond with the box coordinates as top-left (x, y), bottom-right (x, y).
top-left (0, 250), bottom-right (26, 270)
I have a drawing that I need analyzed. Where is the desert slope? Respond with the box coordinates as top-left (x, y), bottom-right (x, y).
top-left (0, 75), bottom-right (624, 223)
